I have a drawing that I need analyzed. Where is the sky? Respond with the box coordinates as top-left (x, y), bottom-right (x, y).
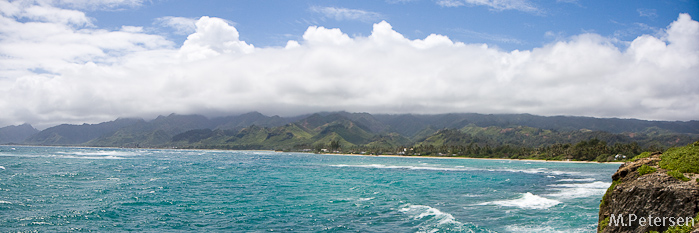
top-left (1, 0), bottom-right (698, 129)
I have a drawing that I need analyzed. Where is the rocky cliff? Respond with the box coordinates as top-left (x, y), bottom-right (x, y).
top-left (598, 142), bottom-right (699, 233)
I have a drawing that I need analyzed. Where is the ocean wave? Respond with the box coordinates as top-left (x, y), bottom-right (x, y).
top-left (57, 150), bottom-right (143, 157)
top-left (400, 204), bottom-right (496, 233)
top-left (330, 164), bottom-right (582, 176)
top-left (330, 164), bottom-right (477, 171)
top-left (400, 204), bottom-right (463, 232)
top-left (505, 225), bottom-right (591, 233)
top-left (548, 181), bottom-right (610, 189)
top-left (51, 154), bottom-right (125, 160)
top-left (557, 178), bottom-right (596, 182)
top-left (545, 181), bottom-right (610, 199)
top-left (477, 192), bottom-right (561, 209)
top-left (504, 168), bottom-right (582, 176)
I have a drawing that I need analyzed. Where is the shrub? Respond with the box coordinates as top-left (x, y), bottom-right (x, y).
top-left (599, 217), bottom-right (609, 232)
top-left (661, 212), bottom-right (698, 233)
top-left (667, 170), bottom-right (690, 182)
top-left (659, 141), bottom-right (699, 174)
top-left (638, 164), bottom-right (657, 176)
top-left (631, 151), bottom-right (652, 161)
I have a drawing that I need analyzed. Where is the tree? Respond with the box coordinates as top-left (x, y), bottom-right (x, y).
top-left (330, 139), bottom-right (341, 151)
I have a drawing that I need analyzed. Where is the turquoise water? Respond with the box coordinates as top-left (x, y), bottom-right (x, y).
top-left (0, 146), bottom-right (619, 232)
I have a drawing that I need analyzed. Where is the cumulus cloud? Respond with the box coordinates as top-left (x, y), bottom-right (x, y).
top-left (0, 1), bottom-right (698, 128)
top-left (178, 16), bottom-right (254, 61)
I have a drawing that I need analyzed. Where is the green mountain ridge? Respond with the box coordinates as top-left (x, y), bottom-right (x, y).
top-left (5, 112), bottom-right (699, 161)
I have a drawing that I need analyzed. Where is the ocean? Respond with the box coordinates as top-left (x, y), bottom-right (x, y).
top-left (0, 146), bottom-right (619, 232)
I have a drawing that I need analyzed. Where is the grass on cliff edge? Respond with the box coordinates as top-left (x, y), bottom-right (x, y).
top-left (659, 141), bottom-right (699, 174)
top-left (638, 165), bottom-right (657, 176)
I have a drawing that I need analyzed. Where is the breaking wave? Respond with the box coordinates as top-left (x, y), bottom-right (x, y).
top-left (545, 181), bottom-right (610, 199)
top-left (330, 164), bottom-right (478, 171)
top-left (330, 164), bottom-right (582, 176)
top-left (399, 204), bottom-right (483, 233)
top-left (477, 192), bottom-right (561, 209)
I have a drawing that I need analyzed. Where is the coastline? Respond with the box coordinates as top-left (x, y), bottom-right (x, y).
top-left (314, 152), bottom-right (625, 164)
top-left (1, 144), bottom-right (624, 164)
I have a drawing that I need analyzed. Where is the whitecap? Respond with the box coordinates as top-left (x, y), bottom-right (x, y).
top-left (330, 164), bottom-right (586, 177)
top-left (0, 200), bottom-right (11, 204)
top-left (549, 181), bottom-right (610, 189)
top-left (400, 204), bottom-right (463, 231)
top-left (546, 181), bottom-right (611, 199)
top-left (557, 178), bottom-right (596, 182)
top-left (478, 192), bottom-right (561, 209)
top-left (0, 166), bottom-right (5, 170)
top-left (506, 225), bottom-right (568, 233)
top-left (58, 150), bottom-right (140, 157)
top-left (53, 154), bottom-right (125, 160)
top-left (330, 164), bottom-right (475, 172)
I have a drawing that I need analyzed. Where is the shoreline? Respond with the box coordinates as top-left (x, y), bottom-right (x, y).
top-left (314, 152), bottom-right (625, 164)
top-left (1, 144), bottom-right (624, 164)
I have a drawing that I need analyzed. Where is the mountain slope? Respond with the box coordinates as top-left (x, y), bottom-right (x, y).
top-left (25, 118), bottom-right (143, 145)
top-left (16, 112), bottom-right (699, 155)
top-left (0, 124), bottom-right (39, 144)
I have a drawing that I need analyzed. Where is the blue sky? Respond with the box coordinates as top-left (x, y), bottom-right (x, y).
top-left (87, 0), bottom-right (697, 51)
top-left (0, 0), bottom-right (698, 129)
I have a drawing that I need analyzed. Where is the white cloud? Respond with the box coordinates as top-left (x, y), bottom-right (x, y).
top-left (310, 6), bottom-right (382, 22)
top-left (436, 0), bottom-right (539, 13)
top-left (156, 16), bottom-right (197, 35)
top-left (0, 1), bottom-right (698, 128)
top-left (0, 0), bottom-right (91, 26)
top-left (44, 0), bottom-right (144, 10)
top-left (178, 16), bottom-right (254, 61)
top-left (638, 8), bottom-right (658, 19)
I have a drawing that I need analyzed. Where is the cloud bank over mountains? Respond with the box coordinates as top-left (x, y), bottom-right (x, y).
top-left (0, 1), bottom-right (698, 129)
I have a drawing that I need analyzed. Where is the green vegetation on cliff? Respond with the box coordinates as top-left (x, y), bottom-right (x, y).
top-left (638, 165), bottom-right (656, 176)
top-left (659, 141), bottom-right (699, 174)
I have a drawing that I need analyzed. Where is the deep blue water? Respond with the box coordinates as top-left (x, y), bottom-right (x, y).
top-left (0, 146), bottom-right (619, 232)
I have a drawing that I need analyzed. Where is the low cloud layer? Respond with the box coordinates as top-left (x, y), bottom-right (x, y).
top-left (1, 1), bottom-right (698, 128)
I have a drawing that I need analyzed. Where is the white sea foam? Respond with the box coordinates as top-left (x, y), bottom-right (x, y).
top-left (549, 181), bottom-right (610, 189)
top-left (0, 200), bottom-right (11, 204)
top-left (330, 164), bottom-right (476, 171)
top-left (330, 164), bottom-right (584, 177)
top-left (57, 150), bottom-right (141, 157)
top-left (52, 154), bottom-right (125, 160)
top-left (505, 225), bottom-right (582, 233)
top-left (504, 168), bottom-right (583, 176)
top-left (0, 166), bottom-right (5, 170)
top-left (400, 204), bottom-right (462, 228)
top-left (557, 178), bottom-right (596, 182)
top-left (546, 181), bottom-right (610, 199)
top-left (478, 192), bottom-right (561, 209)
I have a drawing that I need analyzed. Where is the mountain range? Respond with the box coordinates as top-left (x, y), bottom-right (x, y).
top-left (2, 112), bottom-right (698, 154)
